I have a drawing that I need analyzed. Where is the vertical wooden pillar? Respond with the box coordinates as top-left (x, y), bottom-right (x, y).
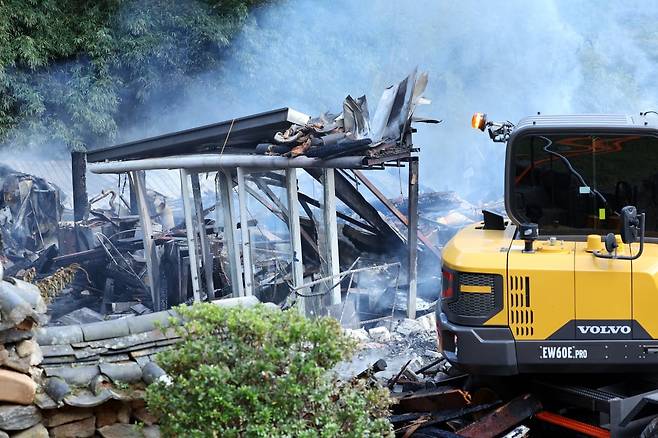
top-left (236, 167), bottom-right (254, 296)
top-left (180, 169), bottom-right (202, 302)
top-left (217, 171), bottom-right (244, 297)
top-left (285, 169), bottom-right (306, 313)
top-left (190, 173), bottom-right (215, 299)
top-left (407, 157), bottom-right (419, 319)
top-left (322, 168), bottom-right (340, 306)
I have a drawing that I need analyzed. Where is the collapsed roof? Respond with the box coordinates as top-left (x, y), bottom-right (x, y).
top-left (87, 70), bottom-right (431, 164)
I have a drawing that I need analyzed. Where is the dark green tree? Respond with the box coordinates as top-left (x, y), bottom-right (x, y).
top-left (0, 0), bottom-right (264, 150)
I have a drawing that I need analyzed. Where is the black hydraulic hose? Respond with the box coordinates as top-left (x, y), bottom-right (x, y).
top-left (539, 136), bottom-right (608, 206)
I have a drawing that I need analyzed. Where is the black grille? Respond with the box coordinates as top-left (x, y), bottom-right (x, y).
top-left (442, 272), bottom-right (503, 325)
top-left (447, 288), bottom-right (495, 317)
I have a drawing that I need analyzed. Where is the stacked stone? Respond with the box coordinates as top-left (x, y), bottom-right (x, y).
top-left (29, 296), bottom-right (257, 437)
top-left (0, 285), bottom-right (257, 437)
top-left (36, 399), bottom-right (160, 438)
top-left (0, 277), bottom-right (47, 437)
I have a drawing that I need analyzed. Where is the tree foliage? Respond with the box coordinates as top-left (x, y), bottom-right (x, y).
top-left (0, 0), bottom-right (264, 150)
top-left (146, 303), bottom-right (394, 437)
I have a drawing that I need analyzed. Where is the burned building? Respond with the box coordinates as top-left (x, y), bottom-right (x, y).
top-left (0, 71), bottom-right (448, 331)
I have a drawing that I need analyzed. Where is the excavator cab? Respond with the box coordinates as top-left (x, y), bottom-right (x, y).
top-left (438, 113), bottom-right (658, 376)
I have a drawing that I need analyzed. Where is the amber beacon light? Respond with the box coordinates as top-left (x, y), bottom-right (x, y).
top-left (471, 112), bottom-right (487, 131)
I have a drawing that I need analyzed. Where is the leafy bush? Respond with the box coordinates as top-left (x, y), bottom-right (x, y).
top-left (146, 303), bottom-right (394, 438)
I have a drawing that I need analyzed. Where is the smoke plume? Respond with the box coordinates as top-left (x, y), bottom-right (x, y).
top-left (11, 1), bottom-right (658, 204)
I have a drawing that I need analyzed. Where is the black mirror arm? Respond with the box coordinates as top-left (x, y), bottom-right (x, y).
top-left (593, 213), bottom-right (645, 260)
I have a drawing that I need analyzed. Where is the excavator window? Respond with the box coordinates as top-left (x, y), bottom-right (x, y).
top-left (509, 133), bottom-right (658, 237)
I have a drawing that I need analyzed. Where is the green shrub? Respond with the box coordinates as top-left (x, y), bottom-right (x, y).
top-left (145, 303), bottom-right (394, 438)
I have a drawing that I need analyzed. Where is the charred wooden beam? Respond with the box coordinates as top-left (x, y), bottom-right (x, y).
top-left (355, 359), bottom-right (387, 380)
top-left (305, 168), bottom-right (404, 250)
top-left (297, 192), bottom-right (378, 234)
top-left (52, 247), bottom-right (106, 269)
top-left (72, 151), bottom-right (88, 221)
top-left (351, 169), bottom-right (440, 259)
top-left (457, 394), bottom-right (542, 438)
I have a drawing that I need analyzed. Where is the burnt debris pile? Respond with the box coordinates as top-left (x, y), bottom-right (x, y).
top-left (0, 165), bottom-right (63, 268)
top-left (255, 70), bottom-right (431, 160)
top-left (344, 313), bottom-right (543, 438)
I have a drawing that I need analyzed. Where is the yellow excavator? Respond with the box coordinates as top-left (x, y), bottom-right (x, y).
top-left (437, 112), bottom-right (658, 436)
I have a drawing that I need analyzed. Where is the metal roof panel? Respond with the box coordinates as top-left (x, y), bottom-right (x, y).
top-left (87, 108), bottom-right (310, 163)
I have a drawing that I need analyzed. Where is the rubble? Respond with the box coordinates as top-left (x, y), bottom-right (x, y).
top-left (336, 311), bottom-right (554, 436)
top-left (0, 72), bottom-right (562, 435)
top-left (0, 165), bottom-right (63, 260)
top-left (0, 74), bottom-right (445, 336)
top-left (368, 326), bottom-right (392, 343)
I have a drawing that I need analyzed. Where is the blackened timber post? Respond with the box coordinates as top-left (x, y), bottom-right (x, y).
top-left (71, 151), bottom-right (88, 221)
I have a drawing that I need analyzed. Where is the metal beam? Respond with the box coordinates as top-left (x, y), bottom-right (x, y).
top-left (285, 169), bottom-right (306, 314)
top-left (190, 173), bottom-right (215, 299)
top-left (180, 169), bottom-right (202, 302)
top-left (129, 171), bottom-right (161, 310)
top-left (322, 169), bottom-right (341, 306)
top-left (407, 157), bottom-right (419, 319)
top-left (217, 171), bottom-right (243, 297)
top-left (236, 167), bottom-right (254, 296)
top-left (351, 169), bottom-right (441, 259)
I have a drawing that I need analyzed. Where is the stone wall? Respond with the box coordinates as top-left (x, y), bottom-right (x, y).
top-left (0, 277), bottom-right (46, 437)
top-left (0, 291), bottom-right (259, 437)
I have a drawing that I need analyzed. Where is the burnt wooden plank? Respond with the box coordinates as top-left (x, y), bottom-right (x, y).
top-left (457, 394), bottom-right (541, 438)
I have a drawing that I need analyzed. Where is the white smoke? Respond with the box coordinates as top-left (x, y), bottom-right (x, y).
top-left (13, 0), bottom-right (658, 205)
top-left (121, 0), bottom-right (658, 203)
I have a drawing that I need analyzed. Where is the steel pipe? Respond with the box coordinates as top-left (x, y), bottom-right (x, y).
top-left (88, 154), bottom-right (366, 174)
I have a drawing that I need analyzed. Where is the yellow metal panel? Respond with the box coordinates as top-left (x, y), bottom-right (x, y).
top-left (574, 242), bottom-right (631, 320)
top-left (631, 242), bottom-right (658, 338)
top-left (507, 240), bottom-right (575, 340)
top-left (460, 285), bottom-right (491, 293)
top-left (442, 222), bottom-right (514, 327)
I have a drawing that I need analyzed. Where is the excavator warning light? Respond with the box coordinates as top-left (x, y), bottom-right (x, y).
top-left (471, 112), bottom-right (487, 131)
